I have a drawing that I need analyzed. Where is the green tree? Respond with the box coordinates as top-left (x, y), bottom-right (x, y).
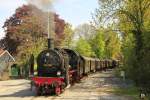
top-left (75, 38), bottom-right (95, 57)
top-left (117, 0), bottom-right (150, 87)
top-left (122, 33), bottom-right (136, 79)
top-left (104, 30), bottom-right (121, 59)
top-left (90, 29), bottom-right (105, 58)
top-left (94, 0), bottom-right (150, 89)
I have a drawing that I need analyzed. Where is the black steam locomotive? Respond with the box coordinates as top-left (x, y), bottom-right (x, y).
top-left (31, 45), bottom-right (119, 95)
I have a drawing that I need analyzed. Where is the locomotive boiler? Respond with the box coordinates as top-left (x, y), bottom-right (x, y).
top-left (37, 49), bottom-right (65, 77)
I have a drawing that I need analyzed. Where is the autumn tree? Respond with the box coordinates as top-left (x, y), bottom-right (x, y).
top-left (54, 14), bottom-right (66, 46)
top-left (74, 24), bottom-right (96, 40)
top-left (2, 4), bottom-right (66, 64)
top-left (3, 5), bottom-right (45, 64)
top-left (61, 23), bottom-right (74, 48)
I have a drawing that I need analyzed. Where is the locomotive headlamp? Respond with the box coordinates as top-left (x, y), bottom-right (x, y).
top-left (46, 53), bottom-right (50, 56)
top-left (57, 71), bottom-right (61, 76)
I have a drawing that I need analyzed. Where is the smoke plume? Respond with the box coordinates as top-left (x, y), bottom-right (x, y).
top-left (27, 0), bottom-right (56, 11)
top-left (27, 0), bottom-right (57, 39)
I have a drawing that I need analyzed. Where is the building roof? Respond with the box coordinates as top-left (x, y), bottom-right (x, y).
top-left (0, 49), bottom-right (4, 55)
top-left (0, 49), bottom-right (15, 62)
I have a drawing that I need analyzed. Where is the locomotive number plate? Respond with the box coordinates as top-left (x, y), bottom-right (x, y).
top-left (43, 64), bottom-right (52, 67)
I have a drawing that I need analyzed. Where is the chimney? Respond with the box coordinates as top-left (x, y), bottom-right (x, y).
top-left (47, 11), bottom-right (54, 49)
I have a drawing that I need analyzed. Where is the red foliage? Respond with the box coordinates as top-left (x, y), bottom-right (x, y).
top-left (2, 4), bottom-right (66, 54)
top-left (3, 5), bottom-right (66, 38)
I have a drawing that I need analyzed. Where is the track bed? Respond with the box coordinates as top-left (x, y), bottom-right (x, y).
top-left (0, 70), bottom-right (134, 100)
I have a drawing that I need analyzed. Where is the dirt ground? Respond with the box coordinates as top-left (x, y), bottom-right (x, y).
top-left (0, 70), bottom-right (135, 100)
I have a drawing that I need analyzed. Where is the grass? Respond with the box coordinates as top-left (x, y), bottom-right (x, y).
top-left (112, 86), bottom-right (140, 99)
top-left (113, 86), bottom-right (150, 100)
top-left (113, 67), bottom-right (149, 100)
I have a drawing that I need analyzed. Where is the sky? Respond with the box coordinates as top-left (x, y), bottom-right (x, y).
top-left (0, 0), bottom-right (99, 39)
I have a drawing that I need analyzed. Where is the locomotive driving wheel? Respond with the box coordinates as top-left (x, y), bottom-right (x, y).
top-left (53, 82), bottom-right (61, 95)
top-left (55, 86), bottom-right (61, 96)
top-left (36, 87), bottom-right (42, 96)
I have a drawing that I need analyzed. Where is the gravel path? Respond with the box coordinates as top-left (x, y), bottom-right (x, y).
top-left (0, 69), bottom-right (135, 100)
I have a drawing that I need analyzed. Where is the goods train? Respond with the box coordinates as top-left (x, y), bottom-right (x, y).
top-left (30, 41), bottom-right (119, 95)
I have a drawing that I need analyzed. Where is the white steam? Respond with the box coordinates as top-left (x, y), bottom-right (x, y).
top-left (27, 0), bottom-right (56, 11)
top-left (27, 0), bottom-right (57, 39)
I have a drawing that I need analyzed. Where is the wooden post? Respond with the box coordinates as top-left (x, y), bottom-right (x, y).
top-left (120, 71), bottom-right (125, 81)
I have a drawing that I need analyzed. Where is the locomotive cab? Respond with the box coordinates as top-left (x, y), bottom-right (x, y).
top-left (63, 49), bottom-right (80, 82)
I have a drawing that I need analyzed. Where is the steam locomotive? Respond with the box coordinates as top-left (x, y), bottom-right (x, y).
top-left (30, 40), bottom-right (119, 95)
